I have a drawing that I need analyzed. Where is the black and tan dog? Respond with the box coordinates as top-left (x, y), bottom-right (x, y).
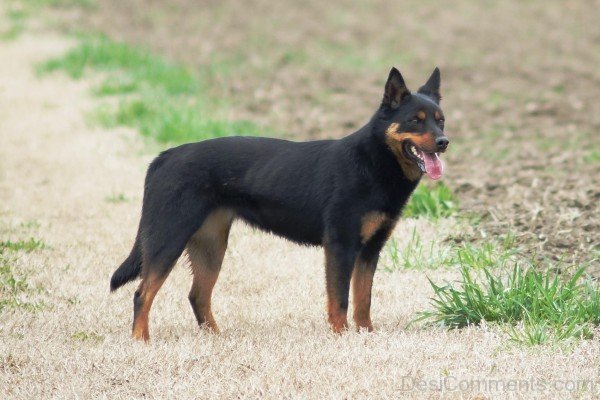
top-left (110, 67), bottom-right (449, 341)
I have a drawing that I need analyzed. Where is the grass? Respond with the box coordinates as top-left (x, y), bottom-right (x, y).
top-left (403, 182), bottom-right (458, 219)
top-left (71, 330), bottom-right (104, 343)
top-left (39, 35), bottom-right (264, 144)
top-left (0, 238), bottom-right (46, 252)
top-left (384, 230), bottom-right (518, 271)
top-left (414, 264), bottom-right (600, 345)
top-left (94, 98), bottom-right (263, 144)
top-left (104, 192), bottom-right (128, 203)
top-left (0, 238), bottom-right (45, 311)
top-left (583, 149), bottom-right (600, 163)
top-left (39, 36), bottom-right (198, 94)
top-left (20, 0), bottom-right (95, 9)
top-left (384, 229), bottom-right (451, 271)
top-left (1, 9), bottom-right (27, 41)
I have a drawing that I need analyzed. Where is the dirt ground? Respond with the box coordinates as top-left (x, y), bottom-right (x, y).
top-left (1, 1), bottom-right (599, 399)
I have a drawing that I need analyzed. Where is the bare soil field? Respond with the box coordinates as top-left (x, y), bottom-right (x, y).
top-left (1, 1), bottom-right (599, 399)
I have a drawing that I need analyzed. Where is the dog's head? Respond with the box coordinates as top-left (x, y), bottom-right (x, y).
top-left (374, 67), bottom-right (448, 181)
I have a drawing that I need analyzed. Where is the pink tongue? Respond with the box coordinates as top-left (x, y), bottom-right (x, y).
top-left (422, 152), bottom-right (443, 180)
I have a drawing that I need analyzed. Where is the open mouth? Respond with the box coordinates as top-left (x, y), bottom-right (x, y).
top-left (403, 142), bottom-right (444, 180)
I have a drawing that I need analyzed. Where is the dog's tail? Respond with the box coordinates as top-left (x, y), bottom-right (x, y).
top-left (110, 234), bottom-right (142, 292)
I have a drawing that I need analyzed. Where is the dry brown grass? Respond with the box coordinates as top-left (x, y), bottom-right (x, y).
top-left (1, 22), bottom-right (600, 400)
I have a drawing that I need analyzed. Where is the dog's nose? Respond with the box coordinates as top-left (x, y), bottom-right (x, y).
top-left (435, 137), bottom-right (449, 150)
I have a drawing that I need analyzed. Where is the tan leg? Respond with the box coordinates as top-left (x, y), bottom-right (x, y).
top-left (132, 270), bottom-right (169, 342)
top-left (351, 257), bottom-right (376, 332)
top-left (186, 209), bottom-right (233, 333)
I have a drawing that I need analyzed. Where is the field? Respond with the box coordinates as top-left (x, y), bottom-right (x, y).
top-left (1, 0), bottom-right (599, 398)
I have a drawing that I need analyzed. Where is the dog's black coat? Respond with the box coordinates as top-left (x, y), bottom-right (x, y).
top-left (111, 67), bottom-right (449, 337)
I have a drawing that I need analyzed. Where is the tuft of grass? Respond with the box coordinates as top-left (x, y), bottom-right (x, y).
top-left (404, 182), bottom-right (458, 220)
top-left (0, 238), bottom-right (45, 252)
top-left (0, 249), bottom-right (43, 311)
top-left (19, 219), bottom-right (41, 229)
top-left (453, 233), bottom-right (517, 270)
top-left (384, 231), bottom-right (517, 272)
top-left (414, 264), bottom-right (600, 345)
top-left (104, 192), bottom-right (128, 203)
top-left (71, 331), bottom-right (104, 343)
top-left (40, 35), bottom-right (264, 144)
top-left (384, 229), bottom-right (451, 271)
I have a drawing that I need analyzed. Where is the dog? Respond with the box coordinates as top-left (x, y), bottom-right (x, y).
top-left (110, 67), bottom-right (449, 341)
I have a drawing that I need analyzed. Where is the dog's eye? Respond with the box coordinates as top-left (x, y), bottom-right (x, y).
top-left (409, 118), bottom-right (420, 124)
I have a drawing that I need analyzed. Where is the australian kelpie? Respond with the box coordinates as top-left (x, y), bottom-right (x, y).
top-left (110, 67), bottom-right (449, 341)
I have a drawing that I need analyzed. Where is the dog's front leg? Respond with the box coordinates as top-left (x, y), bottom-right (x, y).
top-left (324, 241), bottom-right (359, 333)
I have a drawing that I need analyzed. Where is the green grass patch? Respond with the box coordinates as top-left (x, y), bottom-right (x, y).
top-left (404, 182), bottom-right (458, 219)
top-left (384, 229), bottom-right (451, 271)
top-left (414, 264), bottom-right (600, 345)
top-left (453, 233), bottom-right (517, 270)
top-left (39, 35), bottom-right (197, 94)
top-left (384, 231), bottom-right (518, 271)
top-left (104, 192), bottom-right (129, 203)
top-left (1, 9), bottom-right (27, 41)
top-left (39, 35), bottom-right (263, 144)
top-left (94, 98), bottom-right (263, 143)
top-left (20, 0), bottom-right (95, 9)
top-left (71, 331), bottom-right (104, 343)
top-left (0, 238), bottom-right (45, 252)
top-left (0, 246), bottom-right (44, 311)
top-left (583, 149), bottom-right (600, 163)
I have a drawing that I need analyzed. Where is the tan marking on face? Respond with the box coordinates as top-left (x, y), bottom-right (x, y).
top-left (384, 127), bottom-right (437, 181)
top-left (360, 211), bottom-right (389, 244)
top-left (435, 111), bottom-right (441, 120)
top-left (417, 111), bottom-right (426, 120)
top-left (385, 122), bottom-right (400, 136)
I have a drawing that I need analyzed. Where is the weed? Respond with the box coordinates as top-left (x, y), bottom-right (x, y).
top-left (404, 182), bottom-right (458, 220)
top-left (414, 264), bottom-right (600, 345)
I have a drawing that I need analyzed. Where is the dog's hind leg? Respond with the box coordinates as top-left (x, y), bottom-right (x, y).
top-left (186, 209), bottom-right (234, 333)
top-left (131, 194), bottom-right (212, 342)
top-left (132, 267), bottom-right (170, 342)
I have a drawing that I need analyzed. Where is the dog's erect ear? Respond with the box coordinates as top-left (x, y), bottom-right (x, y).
top-left (417, 67), bottom-right (441, 104)
top-left (382, 67), bottom-right (411, 109)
